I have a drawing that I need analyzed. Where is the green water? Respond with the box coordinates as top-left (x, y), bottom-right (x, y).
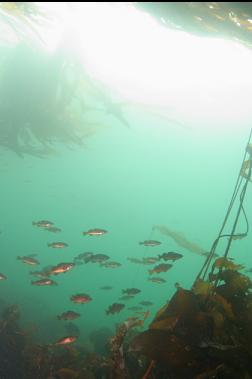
top-left (1, 99), bottom-right (251, 349)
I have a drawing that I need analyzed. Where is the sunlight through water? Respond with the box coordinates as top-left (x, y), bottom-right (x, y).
top-left (38, 2), bottom-right (252, 128)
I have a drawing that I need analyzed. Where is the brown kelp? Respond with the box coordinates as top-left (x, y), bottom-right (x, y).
top-left (152, 225), bottom-right (207, 256)
top-left (128, 131), bottom-right (252, 379)
top-left (129, 259), bottom-right (252, 378)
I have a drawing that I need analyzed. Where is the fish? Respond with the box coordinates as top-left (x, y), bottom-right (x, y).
top-left (127, 257), bottom-right (159, 265)
top-left (47, 242), bottom-right (68, 248)
top-left (30, 270), bottom-right (51, 278)
top-left (158, 252), bottom-right (183, 261)
top-left (30, 265), bottom-right (54, 277)
top-left (122, 288), bottom-right (141, 295)
top-left (54, 335), bottom-right (78, 346)
top-left (31, 278), bottom-right (57, 286)
top-left (142, 257), bottom-right (160, 264)
top-left (70, 293), bottom-right (92, 304)
top-left (139, 240), bottom-right (161, 247)
top-left (57, 311), bottom-right (80, 321)
top-left (106, 303), bottom-right (125, 315)
top-left (17, 256), bottom-right (40, 265)
top-left (128, 306), bottom-right (143, 311)
top-left (49, 263), bottom-right (75, 275)
top-left (139, 301), bottom-right (154, 307)
top-left (149, 263), bottom-right (172, 275)
top-left (153, 225), bottom-right (207, 256)
top-left (127, 257), bottom-right (143, 264)
top-left (148, 277), bottom-right (166, 284)
top-left (100, 286), bottom-right (113, 290)
top-left (100, 261), bottom-right (121, 268)
top-left (45, 226), bottom-right (62, 233)
top-left (82, 228), bottom-right (108, 236)
top-left (74, 252), bottom-right (94, 263)
top-left (0, 273), bottom-right (7, 280)
top-left (32, 220), bottom-right (54, 228)
top-left (89, 254), bottom-right (110, 263)
top-left (119, 295), bottom-right (135, 301)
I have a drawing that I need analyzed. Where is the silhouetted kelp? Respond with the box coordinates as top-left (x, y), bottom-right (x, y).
top-left (0, 2), bottom-right (131, 158)
top-left (0, 42), bottom-right (111, 158)
top-left (136, 2), bottom-right (252, 50)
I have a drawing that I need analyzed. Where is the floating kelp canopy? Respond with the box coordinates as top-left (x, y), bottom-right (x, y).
top-left (135, 2), bottom-right (252, 49)
top-left (0, 2), bottom-right (130, 157)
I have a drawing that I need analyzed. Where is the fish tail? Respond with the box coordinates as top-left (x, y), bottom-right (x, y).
top-left (139, 242), bottom-right (143, 245)
top-left (148, 270), bottom-right (153, 275)
top-left (82, 232), bottom-right (87, 236)
top-left (17, 256), bottom-right (21, 260)
top-left (47, 243), bottom-right (52, 247)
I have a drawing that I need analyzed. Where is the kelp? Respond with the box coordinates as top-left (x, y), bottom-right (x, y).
top-left (213, 257), bottom-right (244, 271)
top-left (136, 2), bottom-right (252, 50)
top-left (2, 266), bottom-right (252, 378)
top-left (129, 259), bottom-right (252, 378)
top-left (0, 3), bottom-right (131, 157)
top-left (0, 41), bottom-right (114, 157)
top-left (153, 225), bottom-right (207, 256)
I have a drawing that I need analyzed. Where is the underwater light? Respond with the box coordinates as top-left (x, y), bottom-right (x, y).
top-left (40, 2), bottom-right (252, 125)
